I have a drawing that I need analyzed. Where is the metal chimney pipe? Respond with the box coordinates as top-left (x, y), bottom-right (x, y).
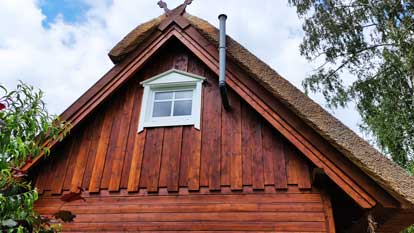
top-left (218, 14), bottom-right (230, 110)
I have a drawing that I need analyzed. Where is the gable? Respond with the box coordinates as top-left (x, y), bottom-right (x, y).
top-left (141, 69), bottom-right (205, 85)
top-left (33, 42), bottom-right (316, 196)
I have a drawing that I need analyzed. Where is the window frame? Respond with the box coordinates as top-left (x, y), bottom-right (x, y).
top-left (137, 69), bottom-right (205, 132)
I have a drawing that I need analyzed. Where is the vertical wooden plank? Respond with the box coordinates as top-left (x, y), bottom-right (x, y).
top-left (35, 155), bottom-right (56, 194)
top-left (179, 127), bottom-right (190, 187)
top-left (70, 124), bottom-right (92, 193)
top-left (297, 152), bottom-right (312, 189)
top-left (88, 101), bottom-right (116, 193)
top-left (121, 84), bottom-right (144, 188)
top-left (82, 113), bottom-right (104, 188)
top-left (159, 128), bottom-right (172, 188)
top-left (34, 168), bottom-right (45, 194)
top-left (242, 103), bottom-right (254, 185)
top-left (63, 135), bottom-right (82, 190)
top-left (140, 128), bottom-right (164, 192)
top-left (200, 72), bottom-right (221, 190)
top-left (159, 127), bottom-right (183, 192)
top-left (42, 156), bottom-right (56, 191)
top-left (262, 122), bottom-right (276, 186)
top-left (286, 144), bottom-right (299, 185)
top-left (322, 189), bottom-right (336, 233)
top-left (182, 127), bottom-right (201, 191)
top-left (109, 85), bottom-right (137, 191)
top-left (127, 130), bottom-right (147, 192)
top-left (179, 54), bottom-right (204, 190)
top-left (167, 127), bottom-right (183, 192)
top-left (136, 42), bottom-right (173, 192)
top-left (101, 92), bottom-right (125, 189)
top-left (251, 116), bottom-right (265, 190)
top-left (51, 141), bottom-right (73, 194)
top-left (273, 133), bottom-right (288, 189)
top-left (221, 90), bottom-right (242, 190)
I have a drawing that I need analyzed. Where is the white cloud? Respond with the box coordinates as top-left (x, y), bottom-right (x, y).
top-left (0, 0), bottom-right (363, 136)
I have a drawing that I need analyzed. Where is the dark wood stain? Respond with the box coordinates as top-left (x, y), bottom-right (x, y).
top-left (35, 42), bottom-right (314, 195)
top-left (33, 41), bottom-right (327, 232)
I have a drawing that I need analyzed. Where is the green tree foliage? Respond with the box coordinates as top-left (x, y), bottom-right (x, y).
top-left (0, 82), bottom-right (70, 232)
top-left (288, 0), bottom-right (414, 172)
top-left (288, 1), bottom-right (413, 232)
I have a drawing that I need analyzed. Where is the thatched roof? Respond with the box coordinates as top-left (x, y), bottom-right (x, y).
top-left (108, 12), bottom-right (414, 206)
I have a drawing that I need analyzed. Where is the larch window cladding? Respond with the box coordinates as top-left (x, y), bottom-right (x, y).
top-left (138, 69), bottom-right (205, 132)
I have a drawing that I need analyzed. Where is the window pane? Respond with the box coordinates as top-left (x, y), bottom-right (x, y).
top-left (153, 101), bottom-right (172, 117)
top-left (155, 91), bottom-right (173, 100)
top-left (175, 90), bottom-right (193, 99)
top-left (173, 100), bottom-right (192, 116)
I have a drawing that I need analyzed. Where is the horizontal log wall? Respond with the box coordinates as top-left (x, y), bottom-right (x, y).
top-left (35, 189), bottom-right (329, 232)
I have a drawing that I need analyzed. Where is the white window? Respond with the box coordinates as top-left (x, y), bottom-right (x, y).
top-left (138, 69), bottom-right (205, 132)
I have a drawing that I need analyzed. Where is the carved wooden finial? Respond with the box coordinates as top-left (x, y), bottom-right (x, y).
top-left (184, 0), bottom-right (193, 6)
top-left (158, 0), bottom-right (193, 17)
top-left (157, 0), bottom-right (171, 15)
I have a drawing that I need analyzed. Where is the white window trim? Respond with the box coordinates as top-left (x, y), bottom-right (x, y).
top-left (138, 69), bottom-right (205, 132)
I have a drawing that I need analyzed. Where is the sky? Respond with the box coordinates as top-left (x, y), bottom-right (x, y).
top-left (0, 0), bottom-right (365, 138)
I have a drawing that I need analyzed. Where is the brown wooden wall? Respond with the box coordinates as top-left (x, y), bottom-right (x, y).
top-left (34, 40), bottom-right (315, 195)
top-left (33, 40), bottom-right (334, 232)
top-left (35, 190), bottom-right (332, 232)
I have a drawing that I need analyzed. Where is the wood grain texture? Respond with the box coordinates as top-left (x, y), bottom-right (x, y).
top-left (35, 192), bottom-right (328, 232)
top-left (262, 123), bottom-right (276, 186)
top-left (121, 83), bottom-right (143, 188)
top-left (88, 100), bottom-right (116, 193)
top-left (141, 128), bottom-right (164, 192)
top-left (200, 73), bottom-right (222, 190)
top-left (222, 89), bottom-right (242, 190)
top-left (35, 42), bottom-right (314, 197)
top-left (242, 103), bottom-right (265, 189)
top-left (127, 130), bottom-right (146, 192)
top-left (101, 92), bottom-right (126, 189)
top-left (82, 113), bottom-right (104, 189)
top-left (70, 127), bottom-right (91, 193)
top-left (159, 127), bottom-right (183, 192)
top-left (108, 85), bottom-right (136, 191)
top-left (50, 140), bottom-right (73, 194)
top-left (182, 127), bottom-right (202, 191)
top-left (63, 136), bottom-right (82, 190)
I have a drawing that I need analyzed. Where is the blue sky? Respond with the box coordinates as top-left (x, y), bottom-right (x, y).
top-left (39, 0), bottom-right (91, 27)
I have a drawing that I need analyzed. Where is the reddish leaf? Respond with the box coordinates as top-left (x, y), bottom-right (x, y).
top-left (11, 168), bottom-right (28, 180)
top-left (11, 167), bottom-right (28, 175)
top-left (0, 102), bottom-right (5, 110)
top-left (25, 155), bottom-right (33, 164)
top-left (12, 171), bottom-right (27, 178)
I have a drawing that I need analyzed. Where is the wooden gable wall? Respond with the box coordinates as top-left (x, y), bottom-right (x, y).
top-left (33, 40), bottom-right (336, 232)
top-left (34, 40), bottom-right (316, 195)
